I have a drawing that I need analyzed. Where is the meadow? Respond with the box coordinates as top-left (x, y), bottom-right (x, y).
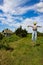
top-left (0, 34), bottom-right (43, 65)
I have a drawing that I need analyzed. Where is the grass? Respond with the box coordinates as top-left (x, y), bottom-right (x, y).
top-left (0, 34), bottom-right (43, 65)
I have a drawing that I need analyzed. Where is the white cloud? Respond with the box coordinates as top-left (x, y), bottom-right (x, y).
top-left (33, 2), bottom-right (43, 13)
top-left (10, 1), bottom-right (43, 15)
top-left (0, 0), bottom-right (43, 15)
top-left (0, 0), bottom-right (29, 13)
top-left (9, 2), bottom-right (43, 15)
top-left (0, 0), bottom-right (43, 32)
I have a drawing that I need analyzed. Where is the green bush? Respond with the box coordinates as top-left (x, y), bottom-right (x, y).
top-left (0, 33), bottom-right (4, 40)
top-left (0, 34), bottom-right (20, 50)
top-left (37, 32), bottom-right (43, 36)
top-left (15, 26), bottom-right (28, 37)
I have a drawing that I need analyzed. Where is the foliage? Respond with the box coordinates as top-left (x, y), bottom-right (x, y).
top-left (0, 34), bottom-right (21, 50)
top-left (0, 33), bottom-right (4, 40)
top-left (15, 26), bottom-right (28, 37)
top-left (37, 32), bottom-right (43, 36)
top-left (2, 34), bottom-right (20, 43)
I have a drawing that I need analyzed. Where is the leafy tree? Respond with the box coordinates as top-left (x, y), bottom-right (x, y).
top-left (15, 26), bottom-right (28, 37)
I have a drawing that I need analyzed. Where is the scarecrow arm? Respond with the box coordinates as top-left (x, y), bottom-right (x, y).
top-left (27, 25), bottom-right (32, 27)
top-left (37, 26), bottom-right (42, 27)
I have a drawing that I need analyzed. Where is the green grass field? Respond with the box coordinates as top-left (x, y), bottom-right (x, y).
top-left (0, 34), bottom-right (43, 65)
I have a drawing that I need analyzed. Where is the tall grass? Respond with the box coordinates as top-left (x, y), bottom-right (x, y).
top-left (0, 34), bottom-right (43, 65)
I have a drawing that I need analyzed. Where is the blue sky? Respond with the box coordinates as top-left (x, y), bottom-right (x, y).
top-left (0, 0), bottom-right (43, 32)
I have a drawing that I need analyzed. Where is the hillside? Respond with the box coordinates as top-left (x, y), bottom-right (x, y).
top-left (0, 34), bottom-right (43, 65)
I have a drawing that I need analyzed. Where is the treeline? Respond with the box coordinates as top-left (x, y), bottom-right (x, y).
top-left (37, 32), bottom-right (43, 36)
top-left (0, 26), bottom-right (28, 40)
top-left (0, 27), bottom-right (43, 40)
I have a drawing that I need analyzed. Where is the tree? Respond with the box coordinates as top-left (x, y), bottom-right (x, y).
top-left (15, 26), bottom-right (28, 37)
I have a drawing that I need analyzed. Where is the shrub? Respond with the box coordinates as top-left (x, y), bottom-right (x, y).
top-left (15, 26), bottom-right (28, 37)
top-left (0, 33), bottom-right (4, 40)
top-left (37, 32), bottom-right (43, 37)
